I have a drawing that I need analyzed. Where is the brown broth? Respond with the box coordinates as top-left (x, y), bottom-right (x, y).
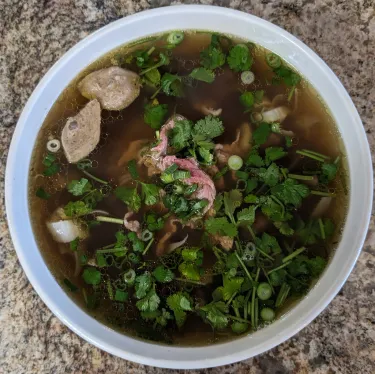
top-left (28, 31), bottom-right (348, 346)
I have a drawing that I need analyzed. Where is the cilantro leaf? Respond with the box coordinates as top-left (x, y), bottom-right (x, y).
top-left (167, 292), bottom-right (192, 328)
top-left (136, 288), bottom-right (160, 312)
top-left (128, 159), bottom-right (139, 180)
top-left (140, 183), bottom-right (160, 206)
top-left (265, 147), bottom-right (287, 165)
top-left (82, 267), bottom-right (101, 285)
top-left (168, 119), bottom-right (193, 151)
top-left (261, 197), bottom-right (292, 222)
top-left (68, 178), bottom-right (93, 196)
top-left (320, 163), bottom-right (338, 184)
top-left (222, 273), bottom-right (244, 300)
top-left (271, 178), bottom-right (310, 207)
top-left (273, 66), bottom-right (301, 87)
top-left (161, 73), bottom-right (184, 97)
top-left (239, 91), bottom-right (254, 110)
top-left (128, 232), bottom-right (145, 253)
top-left (237, 206), bottom-right (257, 225)
top-left (36, 187), bottom-right (50, 200)
top-left (144, 68), bottom-right (161, 87)
top-left (64, 201), bottom-right (92, 217)
top-left (224, 189), bottom-right (243, 223)
top-left (115, 186), bottom-right (141, 212)
top-left (274, 221), bottom-right (294, 236)
top-left (145, 213), bottom-right (165, 232)
top-left (200, 44), bottom-right (226, 70)
top-left (307, 256), bottom-right (327, 277)
top-left (200, 301), bottom-right (229, 330)
top-left (179, 262), bottom-right (201, 281)
top-left (227, 44), bottom-right (252, 72)
top-left (258, 163), bottom-right (280, 187)
top-left (70, 237), bottom-right (79, 251)
top-left (253, 123), bottom-right (271, 145)
top-left (144, 103), bottom-right (168, 130)
top-left (114, 289), bottom-right (128, 302)
top-left (255, 232), bottom-right (281, 254)
top-left (205, 217), bottom-right (238, 238)
top-left (189, 67), bottom-right (215, 83)
top-left (135, 272), bottom-right (153, 299)
top-left (193, 115), bottom-right (224, 139)
top-left (246, 148), bottom-right (265, 167)
top-left (181, 248), bottom-right (203, 264)
top-left (153, 266), bottom-right (175, 283)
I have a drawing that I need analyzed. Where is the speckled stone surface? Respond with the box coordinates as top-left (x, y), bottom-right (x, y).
top-left (0, 1), bottom-right (374, 373)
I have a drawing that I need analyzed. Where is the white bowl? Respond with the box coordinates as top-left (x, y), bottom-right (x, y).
top-left (5, 5), bottom-right (373, 369)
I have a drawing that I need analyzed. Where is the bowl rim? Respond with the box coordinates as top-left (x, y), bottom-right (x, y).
top-left (5, 4), bottom-right (373, 369)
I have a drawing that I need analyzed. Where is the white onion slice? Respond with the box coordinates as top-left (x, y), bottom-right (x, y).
top-left (262, 106), bottom-right (290, 123)
top-left (47, 220), bottom-right (88, 243)
top-left (167, 234), bottom-right (189, 253)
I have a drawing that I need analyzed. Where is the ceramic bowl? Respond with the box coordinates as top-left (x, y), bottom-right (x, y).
top-left (5, 5), bottom-right (373, 369)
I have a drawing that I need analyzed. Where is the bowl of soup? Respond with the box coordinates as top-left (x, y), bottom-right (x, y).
top-left (5, 4), bottom-right (372, 369)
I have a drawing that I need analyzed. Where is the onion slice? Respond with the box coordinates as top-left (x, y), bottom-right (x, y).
top-left (167, 234), bottom-right (189, 253)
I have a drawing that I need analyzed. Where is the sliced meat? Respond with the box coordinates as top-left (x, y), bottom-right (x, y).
top-left (160, 156), bottom-right (216, 214)
top-left (150, 114), bottom-right (186, 158)
top-left (61, 99), bottom-right (101, 163)
top-left (78, 67), bottom-right (141, 111)
top-left (156, 217), bottom-right (180, 256)
top-left (124, 211), bottom-right (141, 238)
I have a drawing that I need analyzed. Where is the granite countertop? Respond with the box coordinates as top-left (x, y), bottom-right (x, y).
top-left (1, 1), bottom-right (374, 373)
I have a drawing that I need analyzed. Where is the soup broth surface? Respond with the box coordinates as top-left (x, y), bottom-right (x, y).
top-left (29, 31), bottom-right (348, 346)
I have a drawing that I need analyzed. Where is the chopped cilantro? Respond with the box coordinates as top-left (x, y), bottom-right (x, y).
top-left (167, 292), bottom-right (192, 328)
top-left (178, 262), bottom-right (201, 281)
top-left (115, 289), bottom-right (128, 302)
top-left (36, 187), bottom-right (50, 200)
top-left (189, 67), bottom-right (215, 83)
top-left (153, 266), bottom-right (175, 283)
top-left (64, 201), bottom-right (92, 217)
top-left (115, 186), bottom-right (141, 212)
top-left (271, 178), bottom-right (310, 207)
top-left (69, 238), bottom-right (79, 252)
top-left (144, 102), bottom-right (168, 129)
top-left (193, 115), bottom-right (224, 139)
top-left (237, 206), bottom-right (257, 225)
top-left (125, 160), bottom-right (138, 180)
top-left (227, 44), bottom-right (252, 72)
top-left (82, 267), bottom-right (101, 285)
top-left (200, 42), bottom-right (226, 70)
top-left (205, 217), bottom-right (238, 238)
top-left (140, 183), bottom-right (160, 206)
top-left (255, 233), bottom-right (281, 254)
top-left (161, 73), bottom-right (184, 97)
top-left (253, 123), bottom-right (271, 145)
top-left (200, 301), bottom-right (229, 330)
top-left (136, 288), bottom-right (160, 312)
top-left (169, 119), bottom-right (193, 151)
top-left (265, 147), bottom-right (287, 165)
top-left (135, 272), bottom-right (153, 299)
top-left (68, 178), bottom-right (92, 196)
top-left (239, 91), bottom-right (254, 110)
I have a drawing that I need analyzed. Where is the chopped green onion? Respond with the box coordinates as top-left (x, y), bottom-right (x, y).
top-left (260, 307), bottom-right (275, 321)
top-left (167, 31), bottom-right (184, 45)
top-left (257, 282), bottom-right (272, 301)
top-left (164, 163), bottom-right (178, 174)
top-left (128, 253), bottom-right (140, 264)
top-left (228, 155), bottom-right (243, 171)
top-left (174, 170), bottom-right (190, 180)
top-left (318, 218), bottom-right (326, 240)
top-left (301, 149), bottom-right (330, 159)
top-left (282, 247), bottom-right (306, 263)
top-left (288, 174), bottom-right (314, 181)
top-left (275, 283), bottom-right (291, 307)
top-left (296, 150), bottom-right (325, 163)
top-left (142, 237), bottom-right (155, 256)
top-left (311, 190), bottom-right (337, 197)
top-left (241, 71), bottom-right (255, 85)
top-left (236, 179), bottom-right (247, 191)
top-left (123, 269), bottom-right (136, 285)
top-left (266, 53), bottom-right (281, 69)
top-left (141, 230), bottom-right (153, 242)
top-left (96, 216), bottom-right (123, 224)
top-left (184, 184), bottom-right (198, 196)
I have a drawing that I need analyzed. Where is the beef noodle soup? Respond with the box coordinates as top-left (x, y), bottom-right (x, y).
top-left (29, 31), bottom-right (348, 346)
